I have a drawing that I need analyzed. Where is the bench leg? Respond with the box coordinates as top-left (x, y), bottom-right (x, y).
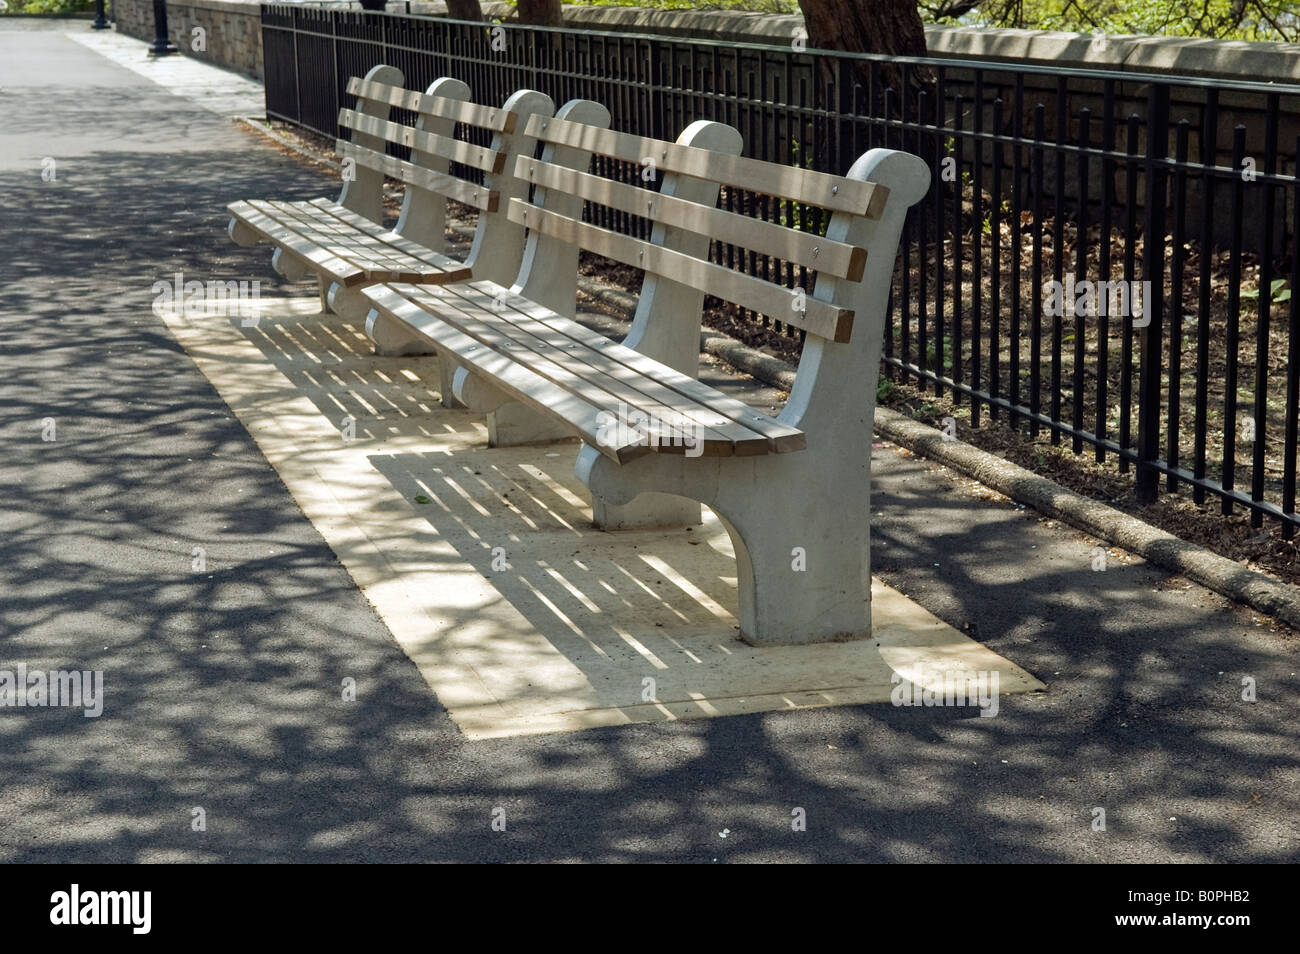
top-left (436, 365), bottom-right (697, 520)
top-left (590, 493), bottom-right (702, 530)
top-left (718, 503), bottom-right (870, 647)
top-left (576, 444), bottom-right (871, 646)
top-left (361, 304), bottom-right (437, 357)
top-left (452, 367), bottom-right (571, 446)
top-left (487, 402), bottom-right (574, 447)
top-left (228, 218), bottom-right (260, 248)
top-left (317, 275), bottom-right (330, 313)
top-left (435, 355), bottom-right (465, 410)
top-left (360, 308), bottom-right (462, 408)
top-left (271, 247), bottom-right (311, 283)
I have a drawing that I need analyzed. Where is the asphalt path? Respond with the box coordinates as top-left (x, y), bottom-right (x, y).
top-left (0, 22), bottom-right (1296, 863)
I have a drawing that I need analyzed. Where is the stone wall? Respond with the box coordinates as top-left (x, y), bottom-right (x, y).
top-left (112, 0), bottom-right (262, 79)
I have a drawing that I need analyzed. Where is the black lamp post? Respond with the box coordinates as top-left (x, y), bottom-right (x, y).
top-left (92, 0), bottom-right (109, 30)
top-left (148, 0), bottom-right (177, 57)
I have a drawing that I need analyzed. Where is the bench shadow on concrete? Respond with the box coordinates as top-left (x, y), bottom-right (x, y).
top-left (240, 308), bottom-right (933, 732)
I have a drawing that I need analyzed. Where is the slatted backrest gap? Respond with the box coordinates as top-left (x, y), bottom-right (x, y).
top-left (338, 141), bottom-right (499, 213)
top-left (506, 199), bottom-right (854, 342)
top-left (515, 156), bottom-right (866, 281)
top-left (340, 110), bottom-right (506, 175)
top-left (338, 78), bottom-right (524, 209)
top-left (523, 114), bottom-right (888, 218)
top-left (507, 116), bottom-right (892, 339)
top-left (346, 77), bottom-right (516, 133)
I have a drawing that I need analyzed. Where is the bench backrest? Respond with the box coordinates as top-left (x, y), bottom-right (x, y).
top-left (506, 115), bottom-right (930, 441)
top-left (335, 65), bottom-right (555, 288)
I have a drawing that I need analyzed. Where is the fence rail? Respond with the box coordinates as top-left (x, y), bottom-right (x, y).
top-left (260, 5), bottom-right (1300, 536)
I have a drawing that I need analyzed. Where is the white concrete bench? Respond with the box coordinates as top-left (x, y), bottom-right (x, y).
top-left (362, 113), bottom-right (929, 646)
top-left (225, 65), bottom-right (555, 350)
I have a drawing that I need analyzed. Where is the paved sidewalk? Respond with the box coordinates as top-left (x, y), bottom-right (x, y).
top-left (67, 29), bottom-right (264, 118)
top-left (1, 22), bottom-right (1297, 862)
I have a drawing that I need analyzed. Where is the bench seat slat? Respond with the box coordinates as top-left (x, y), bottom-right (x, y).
top-left (337, 141), bottom-right (498, 212)
top-left (305, 198), bottom-right (466, 266)
top-left (227, 199), bottom-right (368, 285)
top-left (367, 283), bottom-right (807, 456)
top-left (338, 109), bottom-right (506, 175)
top-left (259, 201), bottom-right (458, 283)
top-left (398, 286), bottom-right (741, 457)
top-left (451, 287), bottom-right (772, 455)
top-left (366, 286), bottom-right (654, 463)
top-left (258, 201), bottom-right (416, 273)
top-left (459, 288), bottom-right (808, 453)
top-left (395, 282), bottom-right (771, 456)
top-left (508, 199), bottom-right (854, 342)
top-left (346, 76), bottom-right (516, 133)
top-left (517, 157), bottom-right (867, 281)
top-left (525, 114), bottom-right (887, 217)
top-left (229, 200), bottom-right (472, 285)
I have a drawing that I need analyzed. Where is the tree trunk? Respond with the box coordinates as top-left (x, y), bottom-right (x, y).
top-left (796, 0), bottom-right (934, 176)
top-left (516, 0), bottom-right (562, 27)
top-left (796, 0), bottom-right (929, 97)
top-left (445, 0), bottom-right (483, 19)
top-left (796, 0), bottom-right (927, 58)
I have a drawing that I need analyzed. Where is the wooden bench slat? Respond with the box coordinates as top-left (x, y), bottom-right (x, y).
top-left (261, 201), bottom-right (413, 271)
top-left (370, 280), bottom-right (805, 454)
top-left (459, 286), bottom-right (807, 453)
top-left (232, 200), bottom-right (470, 285)
top-left (462, 293), bottom-right (771, 456)
top-left (345, 76), bottom-right (421, 111)
top-left (508, 199), bottom-right (854, 342)
top-left (399, 285), bottom-right (740, 457)
top-left (259, 201), bottom-right (467, 283)
top-left (262, 202), bottom-right (433, 282)
top-left (367, 286), bottom-right (653, 463)
top-left (524, 114), bottom-right (888, 217)
top-left (266, 201), bottom-right (417, 270)
top-left (346, 76), bottom-right (517, 133)
top-left (345, 76), bottom-right (423, 112)
top-left (516, 156), bottom-right (867, 281)
top-left (306, 199), bottom-right (469, 275)
top-left (227, 200), bottom-right (367, 285)
top-left (338, 109), bottom-right (506, 175)
top-left (399, 282), bottom-right (770, 456)
top-left (337, 141), bottom-right (498, 212)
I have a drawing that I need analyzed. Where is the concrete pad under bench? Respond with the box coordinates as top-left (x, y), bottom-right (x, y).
top-left (156, 298), bottom-right (1045, 739)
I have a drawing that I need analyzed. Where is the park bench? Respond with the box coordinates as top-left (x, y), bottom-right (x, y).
top-left (361, 112), bottom-right (929, 646)
top-left (225, 65), bottom-right (558, 358)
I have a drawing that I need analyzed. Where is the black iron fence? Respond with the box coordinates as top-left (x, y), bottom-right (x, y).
top-left (260, 5), bottom-right (1300, 537)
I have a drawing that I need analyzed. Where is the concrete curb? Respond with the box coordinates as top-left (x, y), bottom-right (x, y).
top-left (238, 119), bottom-right (1300, 632)
top-left (870, 408), bottom-right (1300, 631)
top-left (235, 118), bottom-right (337, 169)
